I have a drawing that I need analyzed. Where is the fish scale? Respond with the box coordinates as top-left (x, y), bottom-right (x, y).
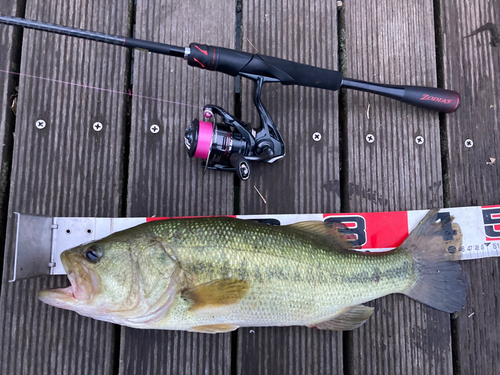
top-left (145, 218), bottom-right (416, 329)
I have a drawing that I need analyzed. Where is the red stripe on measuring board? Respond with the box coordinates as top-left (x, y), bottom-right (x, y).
top-left (146, 215), bottom-right (237, 221)
top-left (322, 211), bottom-right (409, 250)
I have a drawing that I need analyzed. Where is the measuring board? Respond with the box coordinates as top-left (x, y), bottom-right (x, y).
top-left (9, 205), bottom-right (500, 281)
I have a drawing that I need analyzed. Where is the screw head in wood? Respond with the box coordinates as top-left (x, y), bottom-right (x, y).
top-left (465, 139), bottom-right (473, 148)
top-left (150, 124), bottom-right (160, 134)
top-left (35, 119), bottom-right (46, 129)
top-left (366, 134), bottom-right (375, 143)
top-left (415, 136), bottom-right (424, 145)
top-left (312, 132), bottom-right (322, 141)
top-left (93, 122), bottom-right (103, 132)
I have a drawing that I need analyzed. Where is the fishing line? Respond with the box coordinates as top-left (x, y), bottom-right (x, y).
top-left (0, 68), bottom-right (202, 109)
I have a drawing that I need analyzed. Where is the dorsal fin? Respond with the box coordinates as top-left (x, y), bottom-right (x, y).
top-left (287, 221), bottom-right (356, 250)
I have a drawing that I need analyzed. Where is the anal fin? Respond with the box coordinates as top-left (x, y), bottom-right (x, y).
top-left (307, 305), bottom-right (374, 331)
top-left (190, 323), bottom-right (239, 334)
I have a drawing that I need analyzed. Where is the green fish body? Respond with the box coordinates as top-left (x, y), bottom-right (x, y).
top-left (39, 209), bottom-right (466, 333)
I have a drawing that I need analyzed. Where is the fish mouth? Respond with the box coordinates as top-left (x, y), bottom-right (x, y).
top-left (39, 251), bottom-right (99, 310)
top-left (38, 285), bottom-right (78, 310)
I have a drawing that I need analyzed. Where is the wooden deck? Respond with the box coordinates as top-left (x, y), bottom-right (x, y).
top-left (0, 0), bottom-right (499, 374)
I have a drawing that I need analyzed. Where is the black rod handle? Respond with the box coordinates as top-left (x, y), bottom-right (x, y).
top-left (342, 78), bottom-right (460, 113)
top-left (0, 15), bottom-right (461, 113)
top-left (187, 43), bottom-right (344, 91)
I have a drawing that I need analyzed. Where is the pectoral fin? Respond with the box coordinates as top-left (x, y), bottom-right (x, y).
top-left (190, 323), bottom-right (239, 334)
top-left (307, 305), bottom-right (374, 331)
top-left (182, 279), bottom-right (250, 311)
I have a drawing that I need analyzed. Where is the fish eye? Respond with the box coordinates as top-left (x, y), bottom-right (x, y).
top-left (85, 245), bottom-right (102, 263)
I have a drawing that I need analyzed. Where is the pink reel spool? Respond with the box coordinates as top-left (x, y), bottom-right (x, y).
top-left (193, 120), bottom-right (213, 159)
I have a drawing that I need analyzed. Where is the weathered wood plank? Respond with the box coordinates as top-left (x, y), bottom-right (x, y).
top-left (239, 326), bottom-right (343, 375)
top-left (344, 1), bottom-right (454, 374)
top-left (0, 0), bottom-right (19, 280)
top-left (0, 0), bottom-right (131, 373)
top-left (119, 1), bottom-right (235, 373)
top-left (238, 0), bottom-right (342, 373)
top-left (240, 0), bottom-right (340, 215)
top-left (439, 0), bottom-right (500, 373)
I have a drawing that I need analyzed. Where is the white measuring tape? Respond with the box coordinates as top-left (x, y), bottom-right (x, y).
top-left (10, 205), bottom-right (500, 281)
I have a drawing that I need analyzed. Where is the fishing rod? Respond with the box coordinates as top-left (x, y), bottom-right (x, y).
top-left (0, 15), bottom-right (460, 180)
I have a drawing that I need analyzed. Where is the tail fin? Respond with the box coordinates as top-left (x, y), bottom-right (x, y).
top-left (401, 209), bottom-right (466, 313)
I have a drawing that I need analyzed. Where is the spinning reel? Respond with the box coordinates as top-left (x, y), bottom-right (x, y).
top-left (184, 76), bottom-right (285, 181)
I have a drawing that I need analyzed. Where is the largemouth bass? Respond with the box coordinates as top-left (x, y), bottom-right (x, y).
top-left (39, 209), bottom-right (466, 333)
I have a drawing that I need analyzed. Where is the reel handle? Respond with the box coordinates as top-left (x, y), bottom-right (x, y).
top-left (230, 154), bottom-right (251, 181)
